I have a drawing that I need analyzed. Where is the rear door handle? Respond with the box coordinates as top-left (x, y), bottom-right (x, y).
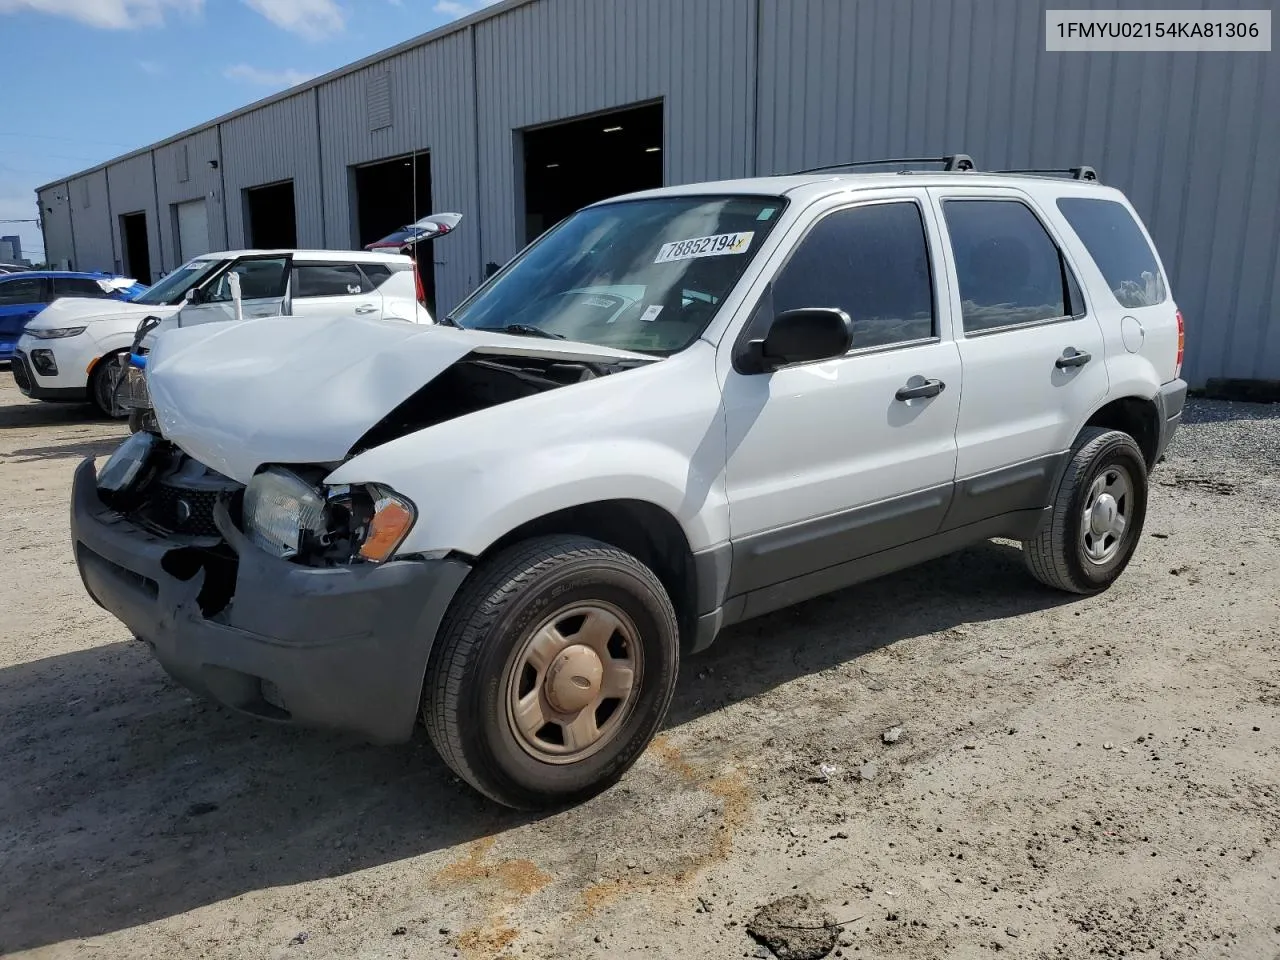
top-left (895, 378), bottom-right (945, 401)
top-left (355, 304), bottom-right (378, 315)
top-left (1055, 348), bottom-right (1092, 369)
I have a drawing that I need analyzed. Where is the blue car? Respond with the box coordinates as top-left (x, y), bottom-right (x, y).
top-left (0, 271), bottom-right (146, 362)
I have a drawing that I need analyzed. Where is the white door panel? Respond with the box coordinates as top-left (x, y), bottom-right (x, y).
top-left (175, 199), bottom-right (210, 260)
top-left (724, 342), bottom-right (962, 537)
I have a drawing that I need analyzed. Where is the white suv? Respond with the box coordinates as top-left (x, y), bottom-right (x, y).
top-left (70, 159), bottom-right (1187, 809)
top-left (15, 248), bottom-right (429, 416)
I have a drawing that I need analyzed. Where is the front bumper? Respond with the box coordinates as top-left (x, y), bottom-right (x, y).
top-left (70, 457), bottom-right (471, 743)
top-left (1153, 377), bottom-right (1188, 464)
top-left (12, 349), bottom-right (89, 401)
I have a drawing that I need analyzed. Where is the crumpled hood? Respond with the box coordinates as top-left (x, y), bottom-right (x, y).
top-left (146, 314), bottom-right (652, 483)
top-left (25, 297), bottom-right (177, 328)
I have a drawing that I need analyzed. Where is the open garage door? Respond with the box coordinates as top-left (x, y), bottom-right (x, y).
top-left (353, 152), bottom-right (434, 313)
top-left (522, 102), bottom-right (663, 243)
top-left (244, 180), bottom-right (297, 249)
top-left (120, 211), bottom-right (152, 283)
top-left (174, 199), bottom-right (210, 261)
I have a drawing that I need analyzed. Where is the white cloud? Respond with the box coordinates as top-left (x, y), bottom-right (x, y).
top-left (137, 59), bottom-right (163, 74)
top-left (223, 63), bottom-right (316, 89)
top-left (241, 0), bottom-right (343, 40)
top-left (0, 0), bottom-right (200, 29)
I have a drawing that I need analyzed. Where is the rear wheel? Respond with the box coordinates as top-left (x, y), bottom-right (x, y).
top-left (423, 535), bottom-right (680, 809)
top-left (1023, 427), bottom-right (1148, 594)
top-left (88, 352), bottom-right (128, 419)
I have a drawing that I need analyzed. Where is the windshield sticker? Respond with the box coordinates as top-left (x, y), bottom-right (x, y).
top-left (654, 231), bottom-right (755, 264)
top-left (582, 296), bottom-right (616, 308)
top-left (756, 207), bottom-right (777, 221)
top-left (639, 304), bottom-right (664, 322)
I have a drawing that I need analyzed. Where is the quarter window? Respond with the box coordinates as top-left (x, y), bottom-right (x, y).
top-left (0, 277), bottom-right (45, 305)
top-left (293, 263), bottom-right (369, 298)
top-left (773, 202), bottom-right (935, 350)
top-left (944, 200), bottom-right (1080, 334)
top-left (1056, 197), bottom-right (1167, 308)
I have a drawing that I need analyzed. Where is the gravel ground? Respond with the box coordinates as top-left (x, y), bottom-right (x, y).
top-left (0, 377), bottom-right (1277, 960)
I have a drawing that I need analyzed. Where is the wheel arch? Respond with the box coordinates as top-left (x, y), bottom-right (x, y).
top-left (475, 499), bottom-right (703, 652)
top-left (1082, 394), bottom-right (1161, 468)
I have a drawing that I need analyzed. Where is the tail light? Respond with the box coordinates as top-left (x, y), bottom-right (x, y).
top-left (1175, 309), bottom-right (1185, 378)
top-left (414, 260), bottom-right (426, 305)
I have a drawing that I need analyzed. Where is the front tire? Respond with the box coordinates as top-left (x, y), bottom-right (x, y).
top-left (423, 535), bottom-right (680, 809)
top-left (88, 352), bottom-right (128, 419)
top-left (1023, 427), bottom-right (1148, 594)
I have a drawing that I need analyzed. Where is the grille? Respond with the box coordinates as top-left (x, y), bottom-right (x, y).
top-left (144, 482), bottom-right (222, 538)
top-left (10, 351), bottom-right (32, 392)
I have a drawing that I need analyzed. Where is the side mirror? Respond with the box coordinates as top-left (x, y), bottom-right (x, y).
top-left (738, 308), bottom-right (853, 373)
top-left (184, 287), bottom-right (204, 305)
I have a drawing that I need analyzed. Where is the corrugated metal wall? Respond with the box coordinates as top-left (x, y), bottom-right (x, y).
top-left (105, 153), bottom-right (161, 281)
top-left (316, 29), bottom-right (479, 310)
top-left (35, 184), bottom-right (73, 270)
top-left (154, 128), bottom-right (226, 262)
top-left (38, 0), bottom-right (1279, 385)
top-left (473, 0), bottom-right (756, 265)
top-left (64, 170), bottom-right (114, 273)
top-left (754, 0), bottom-right (1280, 385)
top-left (219, 93), bottom-right (325, 248)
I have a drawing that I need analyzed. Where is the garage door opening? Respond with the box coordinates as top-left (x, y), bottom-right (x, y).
top-left (244, 180), bottom-right (297, 249)
top-left (120, 211), bottom-right (152, 283)
top-left (522, 101), bottom-right (663, 243)
top-left (353, 151), bottom-right (434, 311)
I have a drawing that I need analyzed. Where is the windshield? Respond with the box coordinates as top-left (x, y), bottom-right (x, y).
top-left (449, 195), bottom-right (786, 354)
top-left (130, 258), bottom-right (225, 305)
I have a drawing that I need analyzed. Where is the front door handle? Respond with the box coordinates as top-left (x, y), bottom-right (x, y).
top-left (895, 378), bottom-right (945, 401)
top-left (355, 304), bottom-right (378, 315)
top-left (1055, 348), bottom-right (1092, 369)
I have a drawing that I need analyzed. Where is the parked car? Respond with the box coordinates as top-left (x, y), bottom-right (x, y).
top-left (0, 263), bottom-right (30, 275)
top-left (71, 159), bottom-right (1186, 809)
top-left (12, 249), bottom-right (428, 417)
top-left (0, 270), bottom-right (143, 365)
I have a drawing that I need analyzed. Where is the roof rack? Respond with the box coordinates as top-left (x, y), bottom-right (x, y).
top-left (793, 154), bottom-right (976, 175)
top-left (994, 166), bottom-right (1099, 182)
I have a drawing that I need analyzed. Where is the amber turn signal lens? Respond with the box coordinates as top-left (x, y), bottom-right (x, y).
top-left (359, 496), bottom-right (415, 562)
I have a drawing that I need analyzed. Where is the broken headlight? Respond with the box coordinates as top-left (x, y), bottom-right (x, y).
top-left (242, 467), bottom-right (415, 564)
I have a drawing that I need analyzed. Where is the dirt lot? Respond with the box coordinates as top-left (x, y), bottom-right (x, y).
top-left (1, 374), bottom-right (1278, 960)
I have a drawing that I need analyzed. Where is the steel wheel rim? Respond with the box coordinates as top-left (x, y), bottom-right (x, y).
top-left (505, 600), bottom-right (644, 764)
top-left (1080, 463), bottom-right (1133, 565)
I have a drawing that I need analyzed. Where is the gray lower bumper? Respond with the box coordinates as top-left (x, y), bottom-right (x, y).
top-left (70, 457), bottom-right (470, 743)
top-left (1154, 378), bottom-right (1188, 464)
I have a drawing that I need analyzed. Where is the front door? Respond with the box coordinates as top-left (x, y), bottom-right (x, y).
top-left (178, 256), bottom-right (290, 328)
top-left (722, 195), bottom-right (962, 597)
top-left (929, 190), bottom-right (1109, 523)
top-left (0, 276), bottom-right (50, 358)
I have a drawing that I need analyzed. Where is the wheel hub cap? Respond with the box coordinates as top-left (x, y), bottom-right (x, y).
top-left (1089, 494), bottom-right (1118, 536)
top-left (544, 644), bottom-right (604, 714)
top-left (1080, 466), bottom-right (1133, 565)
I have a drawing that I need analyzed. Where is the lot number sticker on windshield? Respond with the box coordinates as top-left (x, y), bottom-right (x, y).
top-left (654, 231), bottom-right (754, 264)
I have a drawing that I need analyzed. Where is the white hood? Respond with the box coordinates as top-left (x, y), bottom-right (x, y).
top-left (25, 297), bottom-right (179, 329)
top-left (146, 314), bottom-right (650, 483)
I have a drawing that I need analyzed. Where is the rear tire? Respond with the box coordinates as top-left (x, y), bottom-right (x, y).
top-left (1023, 427), bottom-right (1148, 594)
top-left (423, 535), bottom-right (680, 810)
top-left (89, 352), bottom-right (128, 419)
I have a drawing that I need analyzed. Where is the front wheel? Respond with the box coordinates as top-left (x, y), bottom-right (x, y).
top-left (1023, 427), bottom-right (1149, 594)
top-left (423, 535), bottom-right (680, 809)
top-left (88, 352), bottom-right (128, 419)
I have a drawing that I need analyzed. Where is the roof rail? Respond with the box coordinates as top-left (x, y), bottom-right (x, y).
top-left (994, 166), bottom-right (1099, 182)
top-left (793, 154), bottom-right (976, 175)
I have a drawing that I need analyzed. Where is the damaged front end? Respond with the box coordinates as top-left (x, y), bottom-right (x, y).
top-left (70, 432), bottom-right (470, 743)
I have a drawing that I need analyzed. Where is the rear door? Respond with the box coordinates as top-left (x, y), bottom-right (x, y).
top-left (0, 275), bottom-right (50, 356)
top-left (929, 188), bottom-right (1108, 526)
top-left (288, 261), bottom-right (383, 321)
top-left (177, 255), bottom-right (290, 327)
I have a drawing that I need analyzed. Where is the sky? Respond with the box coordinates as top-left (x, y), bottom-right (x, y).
top-left (0, 0), bottom-right (498, 265)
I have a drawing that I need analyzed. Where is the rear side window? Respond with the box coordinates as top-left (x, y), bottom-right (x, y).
top-left (53, 277), bottom-right (111, 299)
top-left (359, 263), bottom-right (395, 288)
top-left (773, 201), bottom-right (935, 350)
top-left (1056, 197), bottom-right (1167, 308)
top-left (293, 263), bottom-right (368, 298)
top-left (0, 277), bottom-right (45, 305)
top-left (944, 200), bottom-right (1080, 334)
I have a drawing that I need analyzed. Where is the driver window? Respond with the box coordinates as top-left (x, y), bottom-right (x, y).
top-left (773, 202), bottom-right (936, 350)
top-left (205, 258), bottom-right (288, 302)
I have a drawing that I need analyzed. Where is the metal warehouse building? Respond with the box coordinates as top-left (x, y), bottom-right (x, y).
top-left (37, 0), bottom-right (1280, 388)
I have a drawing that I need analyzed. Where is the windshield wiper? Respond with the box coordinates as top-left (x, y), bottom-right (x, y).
top-left (477, 323), bottom-right (565, 340)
